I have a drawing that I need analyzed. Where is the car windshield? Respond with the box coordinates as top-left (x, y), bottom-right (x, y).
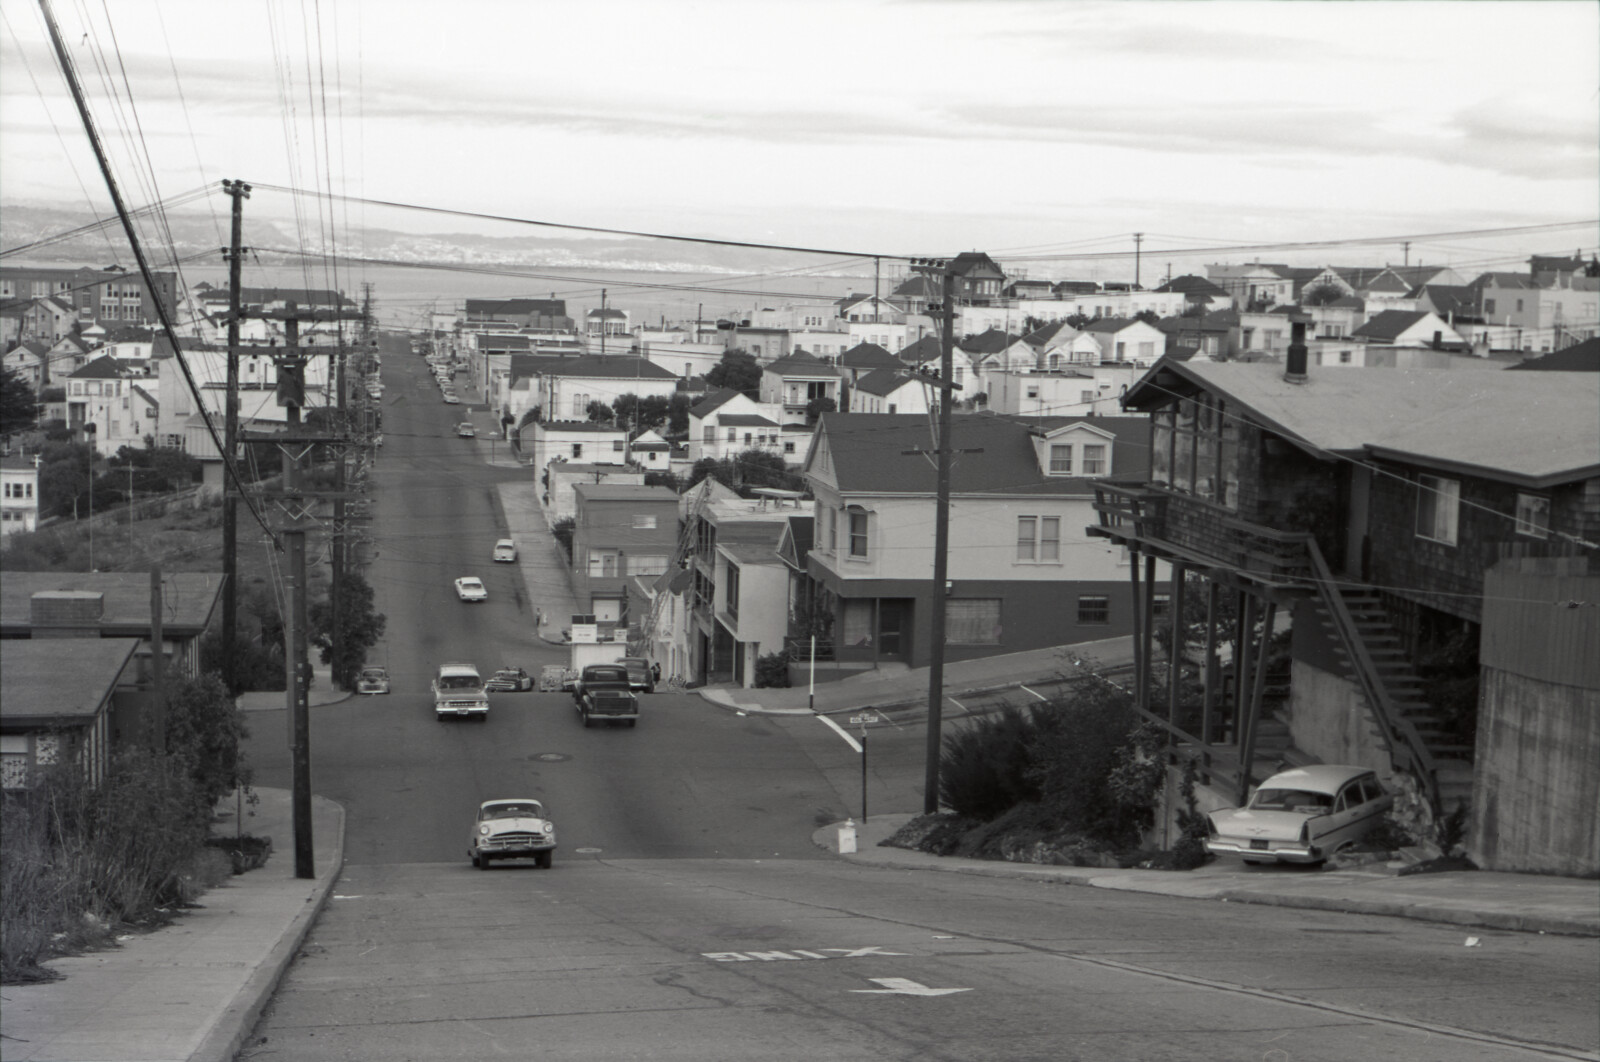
top-left (484, 803), bottom-right (541, 820)
top-left (361, 669), bottom-right (385, 679)
top-left (439, 675), bottom-right (480, 689)
top-left (1251, 788), bottom-right (1334, 813)
top-left (460, 580), bottom-right (482, 589)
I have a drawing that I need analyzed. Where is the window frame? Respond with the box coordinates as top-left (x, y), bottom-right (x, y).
top-left (1077, 595), bottom-right (1110, 625)
top-left (1415, 474), bottom-right (1460, 546)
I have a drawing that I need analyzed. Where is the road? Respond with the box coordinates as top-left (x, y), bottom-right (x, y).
top-left (235, 338), bottom-right (1598, 1061)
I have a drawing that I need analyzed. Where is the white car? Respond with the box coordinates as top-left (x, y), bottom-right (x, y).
top-left (454, 576), bottom-right (487, 602)
top-left (457, 422), bottom-right (476, 438)
top-left (443, 393), bottom-right (460, 404)
top-left (471, 798), bottom-right (556, 869)
top-left (1206, 765), bottom-right (1393, 865)
top-left (493, 539), bottom-right (517, 562)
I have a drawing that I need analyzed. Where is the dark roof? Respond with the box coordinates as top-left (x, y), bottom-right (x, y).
top-left (1504, 338), bottom-right (1600, 372)
top-left (690, 389), bottom-right (747, 417)
top-left (69, 354), bottom-right (131, 379)
top-left (1053, 280), bottom-right (1098, 295)
top-left (0, 638), bottom-right (139, 725)
top-left (892, 274), bottom-right (939, 299)
top-left (573, 483), bottom-right (680, 503)
top-left (1082, 317), bottom-right (1141, 334)
top-left (762, 351), bottom-right (835, 376)
top-left (1351, 309), bottom-right (1431, 342)
top-left (1, 572), bottom-right (224, 636)
top-left (813, 412), bottom-right (1146, 497)
top-left (477, 334), bottom-right (534, 352)
top-left (541, 355), bottom-right (676, 380)
top-left (1413, 284), bottom-right (1477, 317)
top-left (538, 420), bottom-right (627, 433)
top-left (781, 515), bottom-right (814, 565)
top-left (465, 298), bottom-right (567, 317)
top-left (948, 251), bottom-right (1005, 278)
top-left (717, 413), bottom-right (779, 428)
top-left (1155, 275), bottom-right (1229, 297)
top-left (958, 328), bottom-right (1021, 355)
top-left (854, 368), bottom-right (917, 396)
top-left (898, 335), bottom-right (942, 365)
top-left (839, 342), bottom-right (899, 369)
top-left (1022, 320), bottom-right (1074, 347)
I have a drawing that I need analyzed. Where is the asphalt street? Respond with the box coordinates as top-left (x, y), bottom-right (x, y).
top-left (230, 342), bottom-right (1598, 1061)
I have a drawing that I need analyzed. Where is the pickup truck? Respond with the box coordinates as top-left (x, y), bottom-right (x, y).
top-left (434, 662), bottom-right (489, 720)
top-left (571, 664), bottom-right (639, 728)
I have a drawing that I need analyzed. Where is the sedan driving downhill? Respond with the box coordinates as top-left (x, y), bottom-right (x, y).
top-left (471, 799), bottom-right (556, 869)
top-left (454, 576), bottom-right (487, 602)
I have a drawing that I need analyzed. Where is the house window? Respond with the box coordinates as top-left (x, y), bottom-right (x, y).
top-left (1137, 342), bottom-right (1155, 360)
top-left (725, 563), bottom-right (740, 618)
top-left (1115, 342), bottom-right (1126, 359)
top-left (1077, 595), bottom-right (1110, 624)
top-left (628, 555), bottom-right (668, 576)
top-left (632, 514), bottom-right (657, 529)
top-left (1026, 385), bottom-right (1039, 399)
top-left (1017, 516), bottom-right (1061, 562)
top-left (1416, 474), bottom-right (1460, 545)
top-left (1484, 298), bottom-right (1496, 316)
top-left (848, 508), bottom-right (869, 558)
top-left (703, 426), bottom-right (715, 444)
top-left (1017, 516), bottom-right (1036, 560)
top-left (612, 440), bottom-right (624, 452)
top-left (826, 507), bottom-right (837, 553)
top-left (726, 428), bottom-right (737, 442)
top-left (1080, 390), bottom-right (1095, 404)
top-left (784, 441), bottom-right (795, 454)
top-left (1081, 444), bottom-right (1106, 476)
top-left (945, 599), bottom-right (1001, 644)
top-left (1339, 350), bottom-right (1353, 364)
top-left (588, 550), bottom-right (620, 577)
top-left (571, 443), bottom-right (583, 458)
top-left (1151, 392), bottom-right (1235, 510)
top-left (1515, 493), bottom-right (1550, 539)
top-left (1152, 594), bottom-right (1170, 619)
top-left (1049, 445), bottom-right (1072, 473)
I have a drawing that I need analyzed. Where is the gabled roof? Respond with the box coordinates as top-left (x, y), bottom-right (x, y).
top-left (853, 368), bottom-right (919, 397)
top-left (1082, 317), bottom-right (1146, 334)
top-left (690, 388), bottom-right (747, 417)
top-left (0, 638), bottom-right (139, 725)
top-left (1022, 320), bottom-right (1075, 348)
top-left (1351, 309), bottom-right (1432, 342)
top-left (763, 351), bottom-right (835, 377)
top-left (1123, 356), bottom-right (1600, 487)
top-left (129, 384), bottom-right (158, 408)
top-left (898, 335), bottom-right (942, 365)
top-left (717, 413), bottom-right (779, 428)
top-left (1, 572), bottom-right (224, 636)
top-left (70, 354), bottom-right (131, 379)
top-left (776, 515), bottom-right (814, 570)
top-left (948, 251), bottom-right (1004, 278)
top-left (811, 412), bottom-right (1145, 497)
top-left (1413, 284), bottom-right (1477, 317)
top-left (958, 328), bottom-right (1021, 355)
top-left (892, 274), bottom-right (939, 299)
top-left (1155, 275), bottom-right (1229, 298)
top-left (839, 342), bottom-right (899, 369)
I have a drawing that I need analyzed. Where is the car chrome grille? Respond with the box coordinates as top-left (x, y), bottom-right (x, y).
top-left (488, 831), bottom-right (545, 847)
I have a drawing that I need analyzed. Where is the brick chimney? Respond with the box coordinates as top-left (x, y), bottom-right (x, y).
top-left (30, 590), bottom-right (105, 638)
top-left (1283, 320), bottom-right (1308, 383)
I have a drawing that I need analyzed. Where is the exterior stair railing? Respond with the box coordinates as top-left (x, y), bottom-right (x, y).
top-left (1302, 535), bottom-right (1442, 813)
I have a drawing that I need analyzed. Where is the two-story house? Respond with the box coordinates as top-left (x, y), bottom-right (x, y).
top-left (1, 454), bottom-right (40, 536)
top-left (67, 355), bottom-right (158, 455)
top-left (688, 389), bottom-right (786, 465)
top-left (758, 351), bottom-right (839, 420)
top-left (1082, 318), bottom-right (1165, 367)
top-left (1093, 333), bottom-right (1598, 873)
top-left (535, 355), bottom-right (680, 423)
top-left (849, 369), bottom-right (930, 415)
top-left (803, 412), bottom-right (1155, 674)
top-left (528, 420), bottom-right (630, 484)
top-left (570, 483), bottom-right (681, 624)
top-left (947, 252), bottom-right (1007, 306)
top-left (1024, 321), bottom-right (1102, 370)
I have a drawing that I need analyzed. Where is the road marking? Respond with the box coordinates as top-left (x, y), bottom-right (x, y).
top-left (702, 945), bottom-right (908, 962)
top-left (850, 978), bottom-right (971, 997)
top-left (1019, 684), bottom-right (1049, 701)
top-left (574, 847), bottom-right (603, 854)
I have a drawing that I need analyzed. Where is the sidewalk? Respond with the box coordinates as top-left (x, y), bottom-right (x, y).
top-left (496, 480), bottom-right (582, 644)
top-left (815, 812), bottom-right (1600, 937)
top-left (0, 788), bottom-right (345, 1062)
top-left (697, 636), bottom-right (1134, 717)
top-left (236, 663), bottom-right (349, 712)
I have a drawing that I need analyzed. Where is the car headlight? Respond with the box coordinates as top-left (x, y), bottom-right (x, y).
top-left (478, 825), bottom-right (492, 836)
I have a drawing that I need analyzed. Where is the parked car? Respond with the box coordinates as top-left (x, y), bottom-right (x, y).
top-left (485, 666), bottom-right (534, 692)
top-left (443, 393), bottom-right (460, 404)
top-left (356, 666), bottom-right (390, 694)
top-left (493, 538), bottom-right (517, 562)
top-left (457, 422), bottom-right (476, 438)
top-left (454, 576), bottom-right (487, 602)
top-left (470, 798), bottom-right (556, 869)
top-left (618, 657), bottom-right (655, 693)
top-left (1206, 765), bottom-right (1392, 865)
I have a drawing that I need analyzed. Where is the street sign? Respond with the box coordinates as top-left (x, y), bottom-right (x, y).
top-left (849, 711), bottom-right (881, 727)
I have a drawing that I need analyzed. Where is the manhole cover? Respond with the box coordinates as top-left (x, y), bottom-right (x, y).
top-left (533, 753), bottom-right (570, 762)
top-left (575, 847), bottom-right (603, 854)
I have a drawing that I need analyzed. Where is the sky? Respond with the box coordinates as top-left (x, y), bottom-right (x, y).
top-left (1, 0), bottom-right (1597, 276)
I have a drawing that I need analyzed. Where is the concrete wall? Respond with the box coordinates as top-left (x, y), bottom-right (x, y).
top-left (1285, 661), bottom-right (1393, 777)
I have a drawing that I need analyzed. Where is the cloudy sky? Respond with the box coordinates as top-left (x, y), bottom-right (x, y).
top-left (1, 0), bottom-right (1596, 272)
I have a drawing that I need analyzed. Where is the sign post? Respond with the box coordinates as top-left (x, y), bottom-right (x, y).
top-left (849, 711), bottom-right (882, 822)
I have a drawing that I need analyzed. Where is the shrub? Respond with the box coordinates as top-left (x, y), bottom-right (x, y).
top-left (200, 631), bottom-right (285, 694)
top-left (753, 651), bottom-right (790, 688)
top-left (939, 704), bottom-right (1042, 820)
top-left (1026, 676), bottom-right (1151, 847)
top-left (551, 517), bottom-right (575, 561)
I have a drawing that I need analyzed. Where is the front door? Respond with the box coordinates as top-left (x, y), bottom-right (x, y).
top-left (877, 599), bottom-right (909, 661)
top-left (1344, 465), bottom-right (1371, 579)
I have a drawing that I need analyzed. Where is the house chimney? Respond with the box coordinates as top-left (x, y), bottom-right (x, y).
top-left (1432, 330), bottom-right (1443, 350)
top-left (30, 590), bottom-right (104, 637)
top-left (1283, 321), bottom-right (1308, 383)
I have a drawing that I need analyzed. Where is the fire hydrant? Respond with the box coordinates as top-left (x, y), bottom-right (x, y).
top-left (838, 818), bottom-right (857, 854)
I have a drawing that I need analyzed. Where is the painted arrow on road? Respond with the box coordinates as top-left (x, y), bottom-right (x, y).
top-left (850, 978), bottom-right (971, 997)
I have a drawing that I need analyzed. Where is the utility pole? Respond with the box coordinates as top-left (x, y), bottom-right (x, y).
top-left (1402, 241), bottom-right (1411, 267)
top-left (221, 179), bottom-right (250, 692)
top-left (282, 307), bottom-right (313, 880)
top-left (599, 288), bottom-right (608, 357)
top-left (1133, 232), bottom-right (1144, 290)
top-left (149, 564), bottom-right (165, 749)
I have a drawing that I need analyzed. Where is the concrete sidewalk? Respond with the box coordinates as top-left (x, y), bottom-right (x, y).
top-left (236, 663), bottom-right (349, 713)
top-left (816, 812), bottom-right (1600, 938)
top-left (0, 788), bottom-right (344, 1062)
top-left (496, 480), bottom-right (582, 644)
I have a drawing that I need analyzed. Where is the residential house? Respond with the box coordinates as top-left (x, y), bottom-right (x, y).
top-left (570, 483), bottom-right (680, 623)
top-left (897, 335), bottom-right (978, 393)
top-left (528, 420), bottom-right (630, 484)
top-left (947, 252), bottom-right (1007, 306)
top-left (1153, 275), bottom-right (1234, 313)
top-left (1236, 306), bottom-right (1312, 358)
top-left (1158, 310), bottom-right (1239, 361)
top-left (986, 364), bottom-right (1140, 417)
top-left (67, 355), bottom-right (159, 455)
top-left (1, 454), bottom-right (40, 536)
top-left (1, 638), bottom-right (137, 789)
top-left (1350, 309), bottom-right (1465, 350)
top-left (836, 342), bottom-right (901, 390)
top-left (628, 428), bottom-right (673, 472)
top-left (1082, 317), bottom-right (1165, 366)
top-left (1, 264), bottom-right (178, 336)
top-left (759, 351), bottom-right (839, 420)
top-left (725, 325), bottom-right (791, 361)
top-left (1004, 279), bottom-right (1055, 300)
top-left (687, 389), bottom-right (785, 465)
top-left (803, 412), bottom-right (1157, 674)
top-left (584, 307), bottom-right (631, 347)
top-left (960, 329), bottom-right (1031, 393)
top-left (1095, 339), bottom-right (1599, 872)
top-left (463, 298), bottom-right (571, 331)
top-left (535, 355), bottom-right (680, 424)
top-left (2, 340), bottom-right (50, 390)
top-left (1206, 263), bottom-right (1298, 309)
top-left (1534, 274), bottom-right (1600, 349)
top-left (890, 273), bottom-right (939, 315)
top-left (544, 463), bottom-right (645, 523)
top-left (1023, 321), bottom-right (1100, 370)
top-left (849, 369), bottom-right (931, 415)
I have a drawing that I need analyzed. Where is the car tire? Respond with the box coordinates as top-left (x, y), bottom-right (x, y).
top-left (470, 852), bottom-right (479, 867)
top-left (535, 851), bottom-right (552, 869)
top-left (581, 714), bottom-right (592, 728)
top-left (477, 853), bottom-right (490, 870)
top-left (627, 719), bottom-right (637, 728)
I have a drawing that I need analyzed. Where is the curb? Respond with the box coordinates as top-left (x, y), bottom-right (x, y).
top-left (191, 796), bottom-right (347, 1062)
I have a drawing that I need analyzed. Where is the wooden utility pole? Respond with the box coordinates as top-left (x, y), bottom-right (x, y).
top-left (149, 564), bottom-right (165, 748)
top-left (221, 179), bottom-right (250, 690)
top-left (281, 308), bottom-right (314, 880)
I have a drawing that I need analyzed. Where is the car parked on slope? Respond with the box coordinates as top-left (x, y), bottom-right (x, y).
top-left (470, 798), bottom-right (556, 869)
top-left (492, 538), bottom-right (517, 562)
top-left (1206, 765), bottom-right (1392, 865)
top-left (356, 666), bottom-right (390, 694)
top-left (617, 656), bottom-right (656, 693)
top-left (454, 576), bottom-right (487, 602)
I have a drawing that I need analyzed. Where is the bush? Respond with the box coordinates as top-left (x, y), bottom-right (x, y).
top-left (753, 651), bottom-right (790, 688)
top-left (551, 517), bottom-right (575, 561)
top-left (200, 631), bottom-right (285, 694)
top-left (939, 704), bottom-right (1042, 820)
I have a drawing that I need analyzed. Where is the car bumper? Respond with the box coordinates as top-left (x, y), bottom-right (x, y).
top-left (437, 706), bottom-right (489, 717)
top-left (476, 841), bottom-right (556, 858)
top-left (1206, 839), bottom-right (1321, 863)
top-left (357, 687), bottom-right (389, 695)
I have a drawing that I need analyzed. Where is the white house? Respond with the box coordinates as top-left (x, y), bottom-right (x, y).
top-left (1081, 318), bottom-right (1165, 366)
top-left (849, 369), bottom-right (930, 416)
top-left (526, 420), bottom-right (630, 481)
top-left (535, 355), bottom-right (680, 424)
top-left (1, 454), bottom-right (40, 536)
top-left (628, 428), bottom-right (673, 472)
top-left (66, 356), bottom-right (159, 455)
top-left (1351, 310), bottom-right (1466, 349)
top-left (688, 389), bottom-right (785, 464)
top-left (758, 351), bottom-right (839, 420)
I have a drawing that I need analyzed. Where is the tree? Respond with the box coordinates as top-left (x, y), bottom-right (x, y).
top-left (612, 393), bottom-right (671, 433)
top-left (163, 672), bottom-right (252, 809)
top-left (1302, 283), bottom-right (1344, 307)
top-left (667, 393), bottom-right (691, 435)
top-left (1065, 313), bottom-right (1094, 330)
top-left (37, 440), bottom-right (93, 518)
top-left (804, 395), bottom-right (836, 424)
top-left (705, 349), bottom-right (762, 397)
top-left (1134, 309), bottom-right (1162, 325)
top-left (308, 571), bottom-right (387, 690)
top-left (585, 400), bottom-right (615, 424)
top-left (0, 366), bottom-right (38, 436)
